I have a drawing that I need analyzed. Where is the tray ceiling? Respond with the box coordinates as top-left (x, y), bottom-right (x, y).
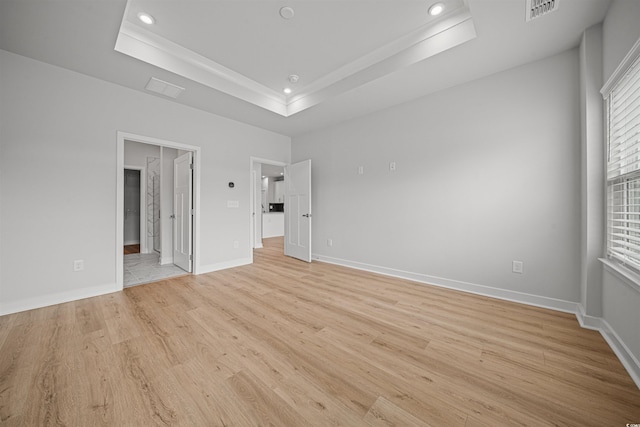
top-left (115, 0), bottom-right (474, 116)
top-left (0, 0), bottom-right (612, 136)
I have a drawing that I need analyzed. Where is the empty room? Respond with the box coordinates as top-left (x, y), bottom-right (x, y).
top-left (1, 0), bottom-right (640, 425)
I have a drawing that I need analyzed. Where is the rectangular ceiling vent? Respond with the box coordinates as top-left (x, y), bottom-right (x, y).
top-left (525, 0), bottom-right (559, 22)
top-left (145, 77), bottom-right (185, 99)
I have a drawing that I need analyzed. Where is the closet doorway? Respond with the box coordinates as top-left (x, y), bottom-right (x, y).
top-left (116, 132), bottom-right (201, 289)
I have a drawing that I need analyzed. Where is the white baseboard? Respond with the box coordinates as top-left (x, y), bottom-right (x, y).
top-left (314, 253), bottom-right (640, 390)
top-left (0, 282), bottom-right (120, 316)
top-left (254, 243), bottom-right (264, 249)
top-left (197, 257), bottom-right (252, 275)
top-left (600, 319), bottom-right (640, 389)
top-left (159, 256), bottom-right (173, 265)
top-left (123, 239), bottom-right (140, 246)
top-left (575, 304), bottom-right (603, 330)
top-left (313, 254), bottom-right (579, 313)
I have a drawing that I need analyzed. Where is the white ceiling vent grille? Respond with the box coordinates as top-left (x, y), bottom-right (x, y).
top-left (145, 77), bottom-right (185, 99)
top-left (526, 0), bottom-right (559, 22)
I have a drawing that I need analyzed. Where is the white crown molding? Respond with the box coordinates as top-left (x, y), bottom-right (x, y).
top-left (115, 2), bottom-right (476, 117)
top-left (288, 8), bottom-right (476, 114)
top-left (115, 21), bottom-right (288, 115)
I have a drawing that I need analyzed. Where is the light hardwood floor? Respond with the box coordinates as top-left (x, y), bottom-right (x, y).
top-left (1, 237), bottom-right (639, 426)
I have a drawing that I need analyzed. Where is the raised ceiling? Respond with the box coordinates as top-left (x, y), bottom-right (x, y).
top-left (116, 0), bottom-right (474, 116)
top-left (0, 0), bottom-right (612, 137)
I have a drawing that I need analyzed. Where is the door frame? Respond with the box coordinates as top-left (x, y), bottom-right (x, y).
top-left (249, 157), bottom-right (287, 262)
top-left (123, 165), bottom-right (147, 253)
top-left (117, 131), bottom-right (201, 290)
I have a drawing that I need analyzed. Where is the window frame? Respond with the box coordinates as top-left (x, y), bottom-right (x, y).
top-left (602, 38), bottom-right (640, 278)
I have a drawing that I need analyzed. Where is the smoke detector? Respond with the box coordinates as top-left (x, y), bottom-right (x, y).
top-left (279, 6), bottom-right (294, 20)
top-left (525, 0), bottom-right (558, 22)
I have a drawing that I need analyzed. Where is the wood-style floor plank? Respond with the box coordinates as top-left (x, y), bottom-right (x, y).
top-left (1, 236), bottom-right (639, 426)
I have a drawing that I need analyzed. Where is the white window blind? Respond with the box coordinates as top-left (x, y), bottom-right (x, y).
top-left (606, 51), bottom-right (640, 270)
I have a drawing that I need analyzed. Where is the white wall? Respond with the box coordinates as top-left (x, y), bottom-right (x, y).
top-left (0, 49), bottom-right (290, 314)
top-left (124, 140), bottom-right (160, 167)
top-left (599, 0), bottom-right (640, 384)
top-left (124, 141), bottom-right (160, 253)
top-left (579, 24), bottom-right (604, 319)
top-left (602, 0), bottom-right (640, 83)
top-left (292, 49), bottom-right (581, 308)
top-left (123, 169), bottom-right (141, 245)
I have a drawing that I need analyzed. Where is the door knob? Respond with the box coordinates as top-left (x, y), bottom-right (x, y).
top-left (302, 213), bottom-right (312, 218)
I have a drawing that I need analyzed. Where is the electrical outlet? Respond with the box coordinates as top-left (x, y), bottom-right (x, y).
top-left (512, 260), bottom-right (524, 274)
top-left (233, 241), bottom-right (239, 249)
top-left (327, 239), bottom-right (333, 247)
top-left (389, 161), bottom-right (396, 171)
top-left (73, 260), bottom-right (84, 272)
top-left (358, 166), bottom-right (364, 175)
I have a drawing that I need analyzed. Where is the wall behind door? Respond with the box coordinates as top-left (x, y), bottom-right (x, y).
top-left (123, 169), bottom-right (141, 245)
top-left (125, 141), bottom-right (160, 253)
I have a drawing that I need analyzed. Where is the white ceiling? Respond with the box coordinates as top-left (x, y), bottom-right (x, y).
top-left (115, 0), bottom-right (473, 116)
top-left (0, 0), bottom-right (611, 137)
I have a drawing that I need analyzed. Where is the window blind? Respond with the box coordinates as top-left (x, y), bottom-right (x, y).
top-left (606, 51), bottom-right (640, 269)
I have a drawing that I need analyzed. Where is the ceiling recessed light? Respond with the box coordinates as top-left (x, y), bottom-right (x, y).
top-left (283, 87), bottom-right (292, 94)
top-left (279, 6), bottom-right (295, 20)
top-left (137, 12), bottom-right (155, 25)
top-left (428, 3), bottom-right (445, 16)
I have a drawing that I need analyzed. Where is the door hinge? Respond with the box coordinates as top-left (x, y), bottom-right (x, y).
top-left (191, 208), bottom-right (194, 215)
top-left (189, 163), bottom-right (194, 170)
top-left (189, 254), bottom-right (193, 261)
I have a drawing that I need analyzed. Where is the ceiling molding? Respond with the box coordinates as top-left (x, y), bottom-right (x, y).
top-left (288, 10), bottom-right (477, 116)
top-left (115, 2), bottom-right (476, 117)
top-left (115, 20), bottom-right (288, 115)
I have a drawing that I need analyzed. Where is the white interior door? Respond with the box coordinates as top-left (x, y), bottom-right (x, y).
top-left (173, 152), bottom-right (193, 272)
top-left (284, 159), bottom-right (312, 262)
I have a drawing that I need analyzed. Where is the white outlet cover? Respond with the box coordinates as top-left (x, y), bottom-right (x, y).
top-left (512, 260), bottom-right (524, 274)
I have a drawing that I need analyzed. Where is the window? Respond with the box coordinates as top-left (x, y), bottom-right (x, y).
top-left (606, 50), bottom-right (640, 271)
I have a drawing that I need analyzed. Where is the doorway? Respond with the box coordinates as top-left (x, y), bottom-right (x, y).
top-left (116, 132), bottom-right (201, 289)
top-left (250, 157), bottom-right (312, 263)
top-left (250, 158), bottom-right (287, 258)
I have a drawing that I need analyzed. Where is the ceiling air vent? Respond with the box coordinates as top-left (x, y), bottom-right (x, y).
top-left (525, 0), bottom-right (558, 22)
top-left (145, 77), bottom-right (185, 99)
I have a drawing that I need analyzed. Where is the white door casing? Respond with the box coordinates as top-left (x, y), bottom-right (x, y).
top-left (173, 152), bottom-right (193, 272)
top-left (284, 159), bottom-right (312, 262)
